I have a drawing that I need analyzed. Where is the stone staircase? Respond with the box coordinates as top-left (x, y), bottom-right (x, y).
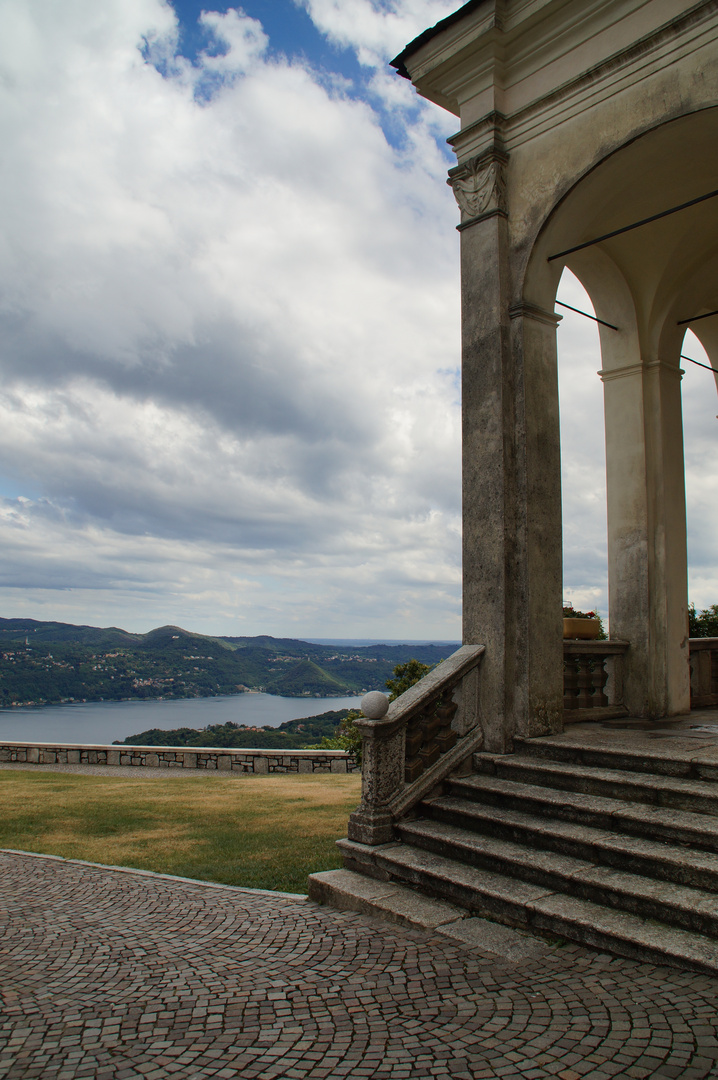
top-left (313, 733), bottom-right (718, 973)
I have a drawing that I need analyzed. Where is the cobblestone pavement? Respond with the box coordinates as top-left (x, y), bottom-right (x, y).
top-left (1, 852), bottom-right (718, 1080)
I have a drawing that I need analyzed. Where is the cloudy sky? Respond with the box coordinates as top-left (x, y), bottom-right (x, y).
top-left (0, 0), bottom-right (716, 640)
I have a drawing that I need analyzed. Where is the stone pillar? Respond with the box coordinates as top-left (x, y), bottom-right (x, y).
top-left (347, 715), bottom-right (405, 845)
top-left (600, 357), bottom-right (690, 716)
top-left (452, 150), bottom-right (564, 750)
top-left (510, 303), bottom-right (565, 739)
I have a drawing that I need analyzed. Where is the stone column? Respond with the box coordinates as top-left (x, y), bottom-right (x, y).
top-left (510, 302), bottom-right (565, 739)
top-left (452, 150), bottom-right (564, 750)
top-left (600, 357), bottom-right (690, 716)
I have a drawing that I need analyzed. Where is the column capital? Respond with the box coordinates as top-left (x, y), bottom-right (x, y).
top-left (509, 302), bottom-right (562, 326)
top-left (448, 148), bottom-right (508, 230)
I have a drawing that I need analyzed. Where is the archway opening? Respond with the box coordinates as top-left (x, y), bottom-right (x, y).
top-left (681, 328), bottom-right (718, 615)
top-left (556, 267), bottom-right (608, 626)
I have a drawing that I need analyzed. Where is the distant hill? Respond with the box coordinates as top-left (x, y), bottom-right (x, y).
top-left (268, 658), bottom-right (352, 696)
top-left (0, 617), bottom-right (456, 707)
top-left (0, 618), bottom-right (141, 648)
top-left (117, 709), bottom-right (351, 749)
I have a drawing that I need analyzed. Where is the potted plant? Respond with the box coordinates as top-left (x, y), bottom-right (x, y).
top-left (563, 605), bottom-right (606, 640)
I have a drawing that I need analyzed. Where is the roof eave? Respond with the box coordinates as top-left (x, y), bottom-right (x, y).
top-left (389, 0), bottom-right (488, 79)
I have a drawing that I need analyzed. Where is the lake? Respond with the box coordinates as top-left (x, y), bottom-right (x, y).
top-left (0, 694), bottom-right (363, 745)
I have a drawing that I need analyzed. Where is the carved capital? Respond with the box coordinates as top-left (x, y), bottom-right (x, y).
top-left (448, 150), bottom-right (508, 224)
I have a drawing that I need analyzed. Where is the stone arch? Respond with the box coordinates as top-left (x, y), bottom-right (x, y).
top-left (523, 106), bottom-right (718, 320)
top-left (515, 106), bottom-right (718, 718)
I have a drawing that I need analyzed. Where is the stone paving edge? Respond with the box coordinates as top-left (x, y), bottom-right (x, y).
top-left (0, 847), bottom-right (309, 899)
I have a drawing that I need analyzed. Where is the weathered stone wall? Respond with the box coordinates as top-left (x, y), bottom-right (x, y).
top-left (0, 742), bottom-right (359, 773)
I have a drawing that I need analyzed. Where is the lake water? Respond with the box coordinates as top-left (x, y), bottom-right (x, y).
top-left (0, 694), bottom-right (363, 746)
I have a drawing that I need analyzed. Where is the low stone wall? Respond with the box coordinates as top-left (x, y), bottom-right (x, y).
top-left (0, 742), bottom-right (359, 774)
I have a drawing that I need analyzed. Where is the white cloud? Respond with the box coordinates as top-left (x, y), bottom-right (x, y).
top-left (0, 0), bottom-right (462, 636)
top-left (295, 0), bottom-right (459, 68)
top-left (198, 8), bottom-right (269, 75)
top-left (2, 0), bottom-right (713, 640)
top-left (682, 329), bottom-right (718, 610)
top-left (556, 271), bottom-right (609, 617)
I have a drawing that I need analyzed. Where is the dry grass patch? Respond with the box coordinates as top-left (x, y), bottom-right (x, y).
top-left (27, 824), bottom-right (199, 867)
top-left (0, 770), bottom-right (361, 893)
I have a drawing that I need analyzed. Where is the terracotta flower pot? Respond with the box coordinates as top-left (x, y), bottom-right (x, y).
top-left (563, 617), bottom-right (601, 640)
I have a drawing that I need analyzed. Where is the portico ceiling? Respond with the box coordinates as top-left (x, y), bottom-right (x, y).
top-left (530, 106), bottom-right (718, 357)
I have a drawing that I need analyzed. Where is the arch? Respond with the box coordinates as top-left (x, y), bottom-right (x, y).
top-left (516, 107), bottom-right (718, 718)
top-left (523, 106), bottom-right (718, 326)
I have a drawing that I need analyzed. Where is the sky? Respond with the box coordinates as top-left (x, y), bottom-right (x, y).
top-left (0, 0), bottom-right (716, 640)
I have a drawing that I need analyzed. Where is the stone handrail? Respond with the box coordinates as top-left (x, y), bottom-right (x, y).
top-left (347, 644), bottom-right (485, 845)
top-left (690, 638), bottom-right (718, 708)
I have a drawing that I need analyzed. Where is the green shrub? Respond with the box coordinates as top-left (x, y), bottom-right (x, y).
top-left (306, 710), bottom-right (363, 763)
top-left (385, 659), bottom-right (432, 701)
top-left (689, 604), bottom-right (718, 638)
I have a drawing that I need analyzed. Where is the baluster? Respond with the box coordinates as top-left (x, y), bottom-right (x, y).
top-left (435, 698), bottom-right (458, 753)
top-left (418, 701), bottom-right (442, 771)
top-left (404, 714), bottom-right (425, 782)
top-left (577, 656), bottom-right (594, 708)
top-left (405, 692), bottom-right (460, 779)
top-left (591, 653), bottom-right (609, 707)
top-left (563, 654), bottom-right (580, 710)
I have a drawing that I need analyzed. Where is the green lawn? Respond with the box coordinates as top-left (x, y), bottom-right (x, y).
top-left (0, 770), bottom-right (361, 894)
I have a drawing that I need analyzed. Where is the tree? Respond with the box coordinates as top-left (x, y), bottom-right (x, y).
top-left (308, 660), bottom-right (434, 765)
top-left (385, 659), bottom-right (432, 701)
top-left (689, 604), bottom-right (718, 638)
top-left (308, 710), bottom-right (363, 762)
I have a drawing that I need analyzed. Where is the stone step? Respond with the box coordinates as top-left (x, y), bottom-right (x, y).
top-left (397, 816), bottom-right (718, 936)
top-left (332, 839), bottom-right (718, 973)
top-left (424, 795), bottom-right (718, 891)
top-left (512, 735), bottom-right (718, 783)
top-left (306, 869), bottom-right (581, 962)
top-left (473, 753), bottom-right (718, 816)
top-left (447, 773), bottom-right (718, 852)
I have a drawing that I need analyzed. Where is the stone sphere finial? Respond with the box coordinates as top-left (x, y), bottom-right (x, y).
top-left (361, 691), bottom-right (389, 719)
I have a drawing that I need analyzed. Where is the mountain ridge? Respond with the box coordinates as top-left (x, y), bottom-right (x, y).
top-left (0, 617), bottom-right (456, 706)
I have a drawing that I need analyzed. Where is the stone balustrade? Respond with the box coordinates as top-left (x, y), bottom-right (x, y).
top-left (347, 644), bottom-right (485, 845)
top-left (563, 640), bottom-right (629, 721)
top-left (563, 639), bottom-right (718, 716)
top-left (690, 638), bottom-right (718, 709)
top-left (0, 742), bottom-right (358, 773)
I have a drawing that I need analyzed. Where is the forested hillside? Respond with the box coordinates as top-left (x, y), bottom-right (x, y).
top-left (0, 618), bottom-right (455, 706)
top-left (116, 710), bottom-right (350, 749)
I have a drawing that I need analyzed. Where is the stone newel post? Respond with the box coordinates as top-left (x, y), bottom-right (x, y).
top-left (347, 692), bottom-right (403, 846)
